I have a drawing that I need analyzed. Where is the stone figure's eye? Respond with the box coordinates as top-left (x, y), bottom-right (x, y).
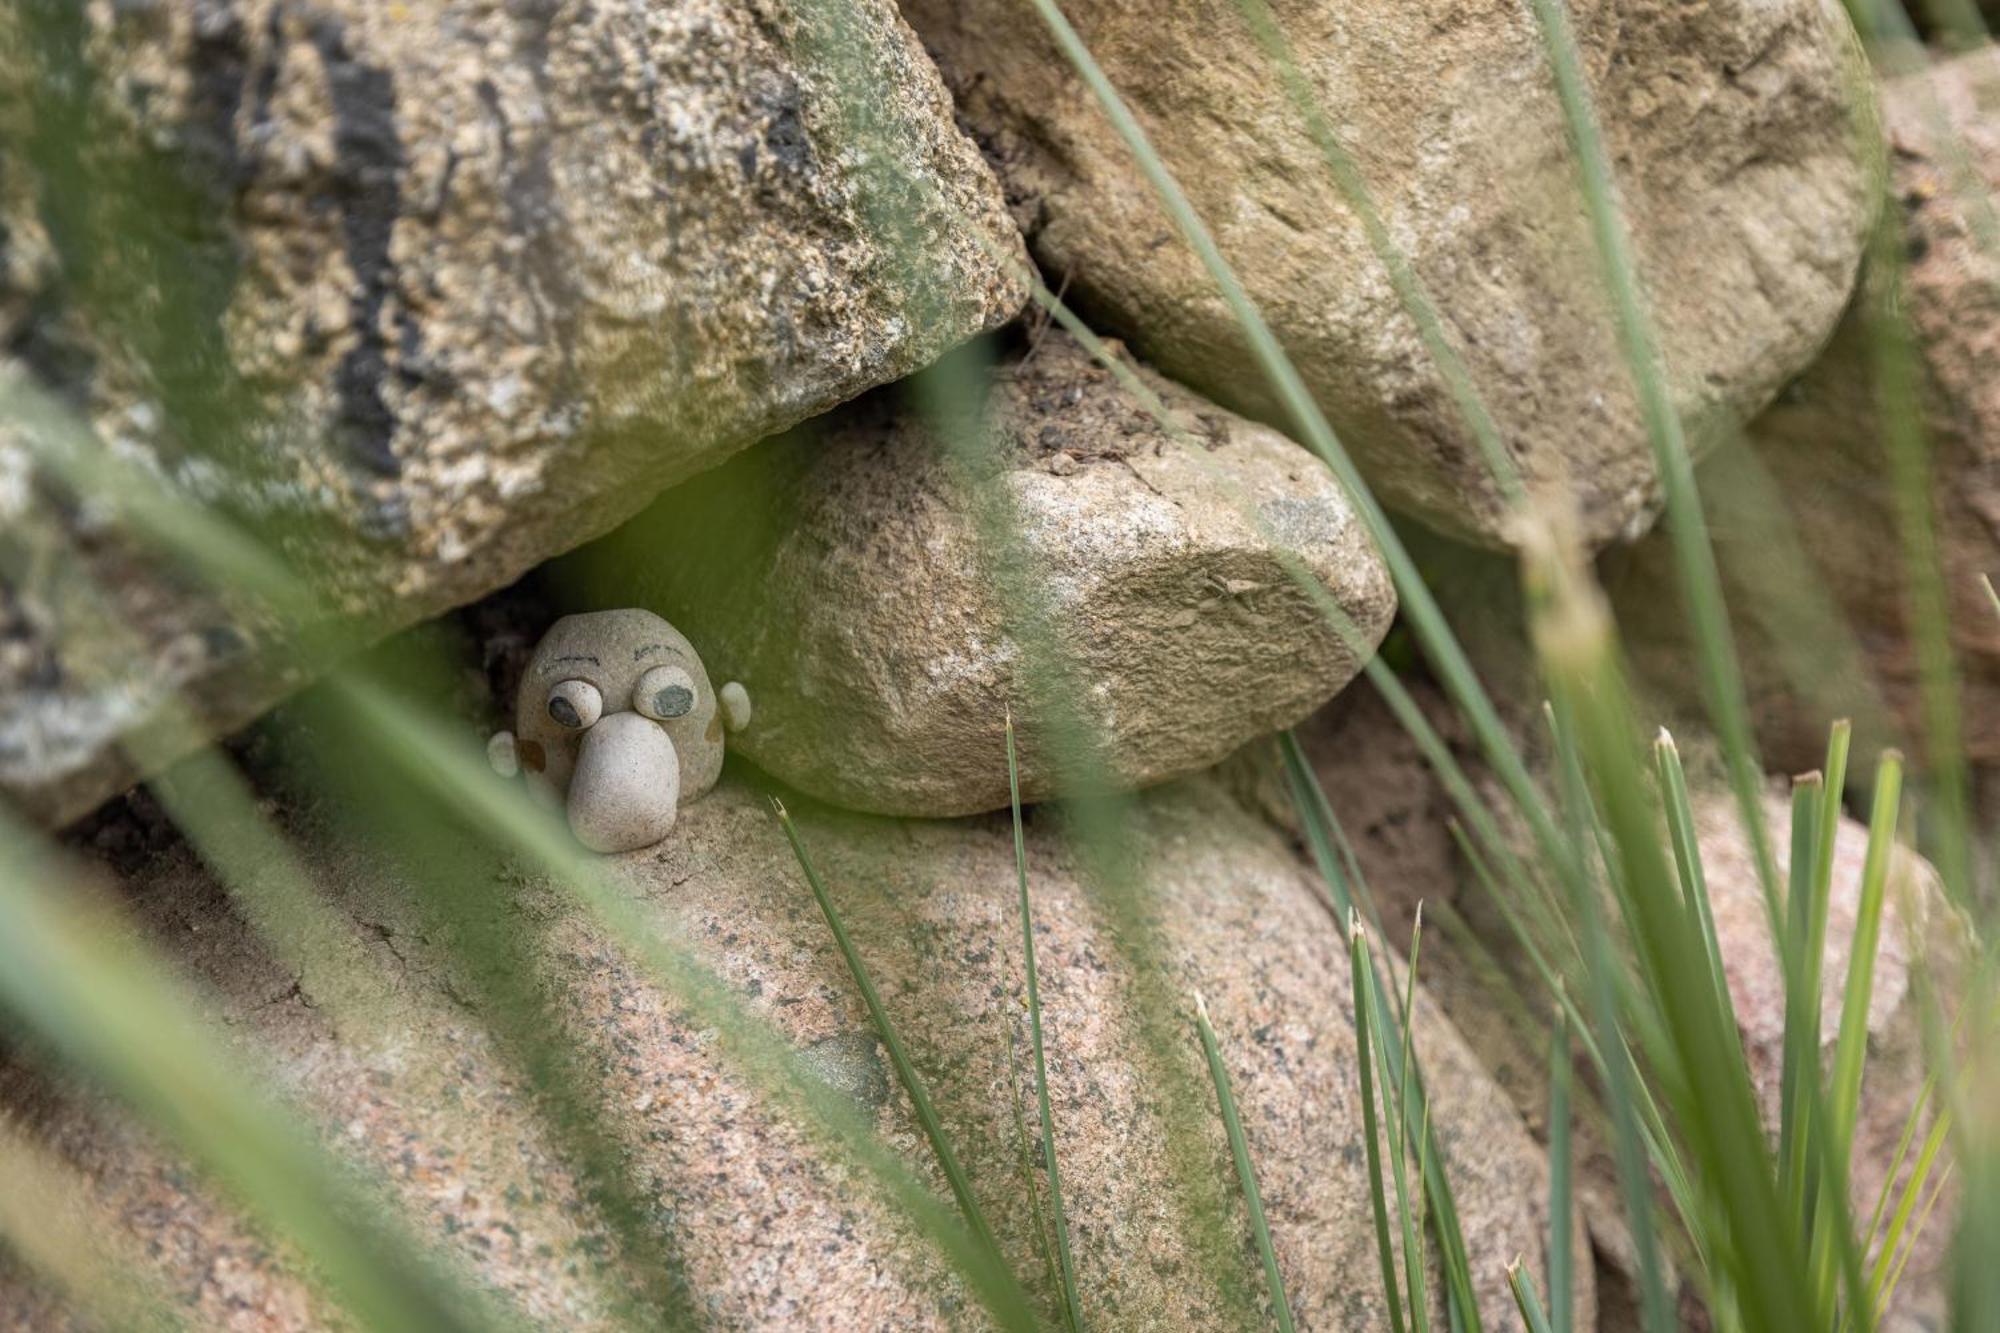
top-left (634, 664), bottom-right (697, 720)
top-left (547, 678), bottom-right (602, 730)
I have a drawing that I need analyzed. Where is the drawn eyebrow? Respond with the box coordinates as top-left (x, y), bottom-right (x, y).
top-left (547, 654), bottom-right (599, 667)
top-left (633, 641), bottom-right (686, 662)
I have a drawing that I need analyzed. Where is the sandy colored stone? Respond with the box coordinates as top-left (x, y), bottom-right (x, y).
top-left (901, 0), bottom-right (1876, 550)
top-left (0, 0), bottom-right (1028, 827)
top-left (1606, 47), bottom-right (2000, 776)
top-left (559, 329), bottom-right (1396, 817)
top-left (1, 756), bottom-right (1588, 1330)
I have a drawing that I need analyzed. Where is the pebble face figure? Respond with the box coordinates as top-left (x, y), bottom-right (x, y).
top-left (489, 609), bottom-right (751, 853)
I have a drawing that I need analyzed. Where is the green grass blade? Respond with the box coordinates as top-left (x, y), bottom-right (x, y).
top-left (1529, 538), bottom-right (1816, 1333)
top-left (1781, 773), bottom-right (1827, 1219)
top-left (0, 820), bottom-right (513, 1333)
top-left (1880, 1161), bottom-right (1953, 1316)
top-left (1861, 1073), bottom-right (1941, 1264)
top-left (1828, 752), bottom-right (1904, 1153)
top-left (1279, 731), bottom-right (1356, 920)
top-left (1796, 1035), bottom-right (1878, 1333)
top-left (1870, 1106), bottom-right (1953, 1307)
top-left (773, 801), bottom-right (1006, 1262)
top-left (1348, 921), bottom-right (1408, 1333)
top-left (1653, 730), bottom-right (1734, 1025)
top-left (1283, 738), bottom-right (1483, 1331)
top-left (1519, 0), bottom-right (1782, 937)
top-left (1548, 996), bottom-right (1574, 1333)
top-left (1508, 1260), bottom-right (1557, 1333)
top-left (1194, 992), bottom-right (1297, 1333)
top-left (1388, 914), bottom-right (1433, 1333)
top-left (1787, 723), bottom-right (1853, 1237)
top-left (1811, 751), bottom-right (1905, 1314)
top-left (1008, 714), bottom-right (1085, 1333)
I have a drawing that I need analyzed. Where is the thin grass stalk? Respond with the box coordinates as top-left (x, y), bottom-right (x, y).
top-left (1451, 815), bottom-right (1712, 1284)
top-left (1548, 995), bottom-right (1574, 1333)
top-left (1279, 733), bottom-right (1356, 921)
top-left (999, 1023), bottom-right (1062, 1304)
top-left (1022, 253), bottom-right (1567, 965)
top-left (1023, 262), bottom-right (1588, 1053)
top-left (1547, 698), bottom-right (1705, 1203)
top-left (1193, 992), bottom-right (1297, 1333)
top-left (1508, 1260), bottom-right (1557, 1333)
top-left (1530, 784), bottom-right (1676, 1333)
top-left (1786, 723), bottom-right (1855, 1237)
top-left (1653, 731), bottom-right (1734, 1024)
top-left (1384, 915), bottom-right (1432, 1333)
top-left (1869, 1108), bottom-right (1953, 1308)
top-left (773, 801), bottom-right (1004, 1261)
top-left (1948, 997), bottom-right (2000, 1333)
top-left (1349, 921), bottom-right (1409, 1333)
top-left (1828, 753), bottom-right (1906, 1153)
top-left (1781, 774), bottom-right (1828, 1218)
top-left (1546, 702), bottom-right (1622, 900)
top-left (1008, 714), bottom-right (1085, 1333)
top-left (1861, 1075), bottom-right (1944, 1264)
top-left (1793, 1030), bottom-right (1879, 1333)
top-left (1519, 0), bottom-right (1783, 937)
top-left (1811, 753), bottom-right (1906, 1309)
top-left (1808, 723), bottom-right (1857, 1030)
top-left (1529, 538), bottom-right (1816, 1332)
top-left (1879, 1162), bottom-right (1953, 1315)
top-left (1282, 737), bottom-right (1482, 1325)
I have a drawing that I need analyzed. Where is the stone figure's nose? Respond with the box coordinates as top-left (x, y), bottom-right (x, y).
top-left (565, 711), bottom-right (681, 853)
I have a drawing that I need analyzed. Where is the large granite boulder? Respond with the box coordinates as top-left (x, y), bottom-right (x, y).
top-left (0, 0), bottom-right (1028, 827)
top-left (1606, 48), bottom-right (2000, 774)
top-left (900, 0), bottom-right (1876, 550)
top-left (558, 329), bottom-right (1396, 817)
top-left (2, 757), bottom-right (1587, 1329)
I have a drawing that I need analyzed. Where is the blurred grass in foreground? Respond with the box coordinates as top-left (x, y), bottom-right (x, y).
top-left (0, 0), bottom-right (1994, 1329)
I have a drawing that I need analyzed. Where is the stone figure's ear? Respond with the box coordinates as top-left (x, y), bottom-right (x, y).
top-left (487, 731), bottom-right (519, 777)
top-left (720, 682), bottom-right (752, 733)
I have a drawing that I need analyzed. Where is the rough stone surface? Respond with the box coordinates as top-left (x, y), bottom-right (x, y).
top-left (558, 329), bottom-right (1396, 817)
top-left (1248, 673), bottom-right (1963, 1330)
top-left (1606, 48), bottom-right (2000, 775)
top-left (0, 0), bottom-right (1028, 827)
top-left (1, 761), bottom-right (1588, 1330)
top-left (901, 0), bottom-right (1876, 550)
